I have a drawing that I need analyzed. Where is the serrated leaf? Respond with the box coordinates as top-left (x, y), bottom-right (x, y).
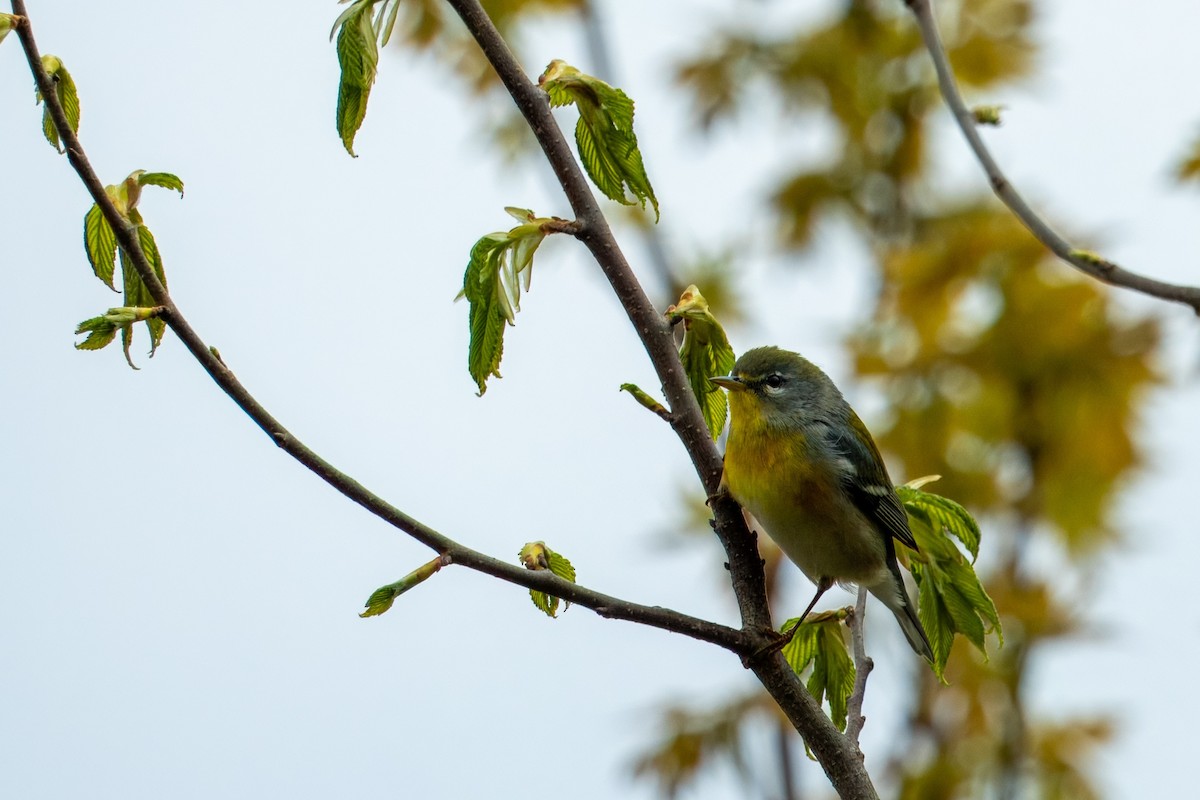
top-left (460, 215), bottom-right (556, 395)
top-left (900, 484), bottom-right (1001, 679)
top-left (519, 541), bottom-right (576, 618)
top-left (780, 613), bottom-right (854, 731)
top-left (360, 556), bottom-right (445, 618)
top-left (73, 314), bottom-right (119, 351)
top-left (335, 0), bottom-right (379, 156)
top-left (666, 286), bottom-right (735, 439)
top-left (83, 204), bottom-right (118, 290)
top-left (74, 307), bottom-right (161, 355)
top-left (137, 172), bottom-right (185, 197)
top-left (36, 56), bottom-right (79, 154)
top-left (538, 60), bottom-right (659, 220)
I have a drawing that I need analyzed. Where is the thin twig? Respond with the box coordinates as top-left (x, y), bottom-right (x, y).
top-left (9, 0), bottom-right (747, 656)
top-left (905, 0), bottom-right (1200, 315)
top-left (844, 587), bottom-right (874, 748)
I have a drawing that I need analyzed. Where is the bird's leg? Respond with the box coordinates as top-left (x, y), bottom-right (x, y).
top-left (743, 577), bottom-right (833, 667)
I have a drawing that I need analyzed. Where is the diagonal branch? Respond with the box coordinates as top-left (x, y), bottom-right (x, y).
top-left (8, 0), bottom-right (746, 656)
top-left (905, 0), bottom-right (1200, 315)
top-left (442, 1), bottom-right (878, 797)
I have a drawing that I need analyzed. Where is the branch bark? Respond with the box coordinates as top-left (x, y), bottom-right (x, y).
top-left (905, 0), bottom-right (1200, 315)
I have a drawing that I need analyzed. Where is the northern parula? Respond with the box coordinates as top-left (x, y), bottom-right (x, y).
top-left (711, 346), bottom-right (933, 661)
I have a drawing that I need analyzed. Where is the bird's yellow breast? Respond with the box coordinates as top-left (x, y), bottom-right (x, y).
top-left (722, 402), bottom-right (886, 585)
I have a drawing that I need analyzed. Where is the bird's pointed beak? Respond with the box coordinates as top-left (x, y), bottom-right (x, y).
top-left (709, 375), bottom-right (746, 392)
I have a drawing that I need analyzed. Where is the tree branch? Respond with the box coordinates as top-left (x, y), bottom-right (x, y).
top-left (8, 0), bottom-right (747, 655)
top-left (905, 0), bottom-right (1200, 315)
top-left (442, 1), bottom-right (878, 797)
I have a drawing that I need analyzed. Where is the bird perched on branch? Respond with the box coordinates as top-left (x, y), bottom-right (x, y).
top-left (711, 346), bottom-right (933, 660)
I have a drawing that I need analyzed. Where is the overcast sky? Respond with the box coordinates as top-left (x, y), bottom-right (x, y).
top-left (3, 1), bottom-right (1199, 798)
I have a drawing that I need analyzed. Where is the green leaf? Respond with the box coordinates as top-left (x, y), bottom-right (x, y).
top-left (519, 541), bottom-right (577, 618)
top-left (137, 172), bottom-right (185, 197)
top-left (899, 483), bottom-right (1002, 679)
top-left (36, 55), bottom-right (79, 154)
top-left (360, 556), bottom-right (446, 618)
top-left (74, 314), bottom-right (119, 351)
top-left (83, 203), bottom-right (118, 290)
top-left (780, 610), bottom-right (855, 731)
top-left (666, 285), bottom-right (735, 439)
top-left (538, 60), bottom-right (659, 220)
top-left (115, 224), bottom-right (169, 368)
top-left (0, 14), bottom-right (16, 45)
top-left (334, 0), bottom-right (379, 156)
top-left (74, 307), bottom-right (162, 355)
top-left (460, 213), bottom-right (561, 395)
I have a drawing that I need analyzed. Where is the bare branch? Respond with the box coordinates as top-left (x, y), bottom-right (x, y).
top-left (905, 0), bottom-right (1200, 315)
top-left (844, 587), bottom-right (875, 747)
top-left (8, 0), bottom-right (747, 656)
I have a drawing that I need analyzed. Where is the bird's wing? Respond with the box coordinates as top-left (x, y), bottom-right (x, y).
top-left (825, 410), bottom-right (920, 553)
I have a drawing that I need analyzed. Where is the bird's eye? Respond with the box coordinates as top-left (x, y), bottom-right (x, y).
top-left (764, 374), bottom-right (785, 390)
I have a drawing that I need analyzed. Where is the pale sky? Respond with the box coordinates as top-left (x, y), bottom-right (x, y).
top-left (3, 1), bottom-right (1199, 798)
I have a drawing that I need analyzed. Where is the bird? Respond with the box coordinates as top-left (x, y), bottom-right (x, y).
top-left (711, 346), bottom-right (933, 661)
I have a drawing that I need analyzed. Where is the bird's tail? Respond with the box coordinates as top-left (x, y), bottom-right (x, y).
top-left (866, 568), bottom-right (933, 662)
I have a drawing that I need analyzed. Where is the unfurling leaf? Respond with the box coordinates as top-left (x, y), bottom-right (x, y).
top-left (80, 170), bottom-right (183, 365)
top-left (136, 171), bottom-right (185, 197)
top-left (619, 383), bottom-right (670, 420)
top-left (519, 540), bottom-right (576, 618)
top-left (0, 14), bottom-right (16, 45)
top-left (36, 55), bottom-right (80, 153)
top-left (333, 0), bottom-right (380, 156)
top-left (75, 307), bottom-right (163, 356)
top-left (780, 609), bottom-right (855, 731)
top-left (971, 105), bottom-right (1005, 126)
top-left (360, 555), bottom-right (446, 618)
top-left (666, 285), bottom-right (735, 439)
top-left (460, 210), bottom-right (568, 395)
top-left (538, 60), bottom-right (659, 220)
top-left (898, 484), bottom-right (1001, 680)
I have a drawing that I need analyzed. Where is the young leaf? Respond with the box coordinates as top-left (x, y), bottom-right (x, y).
top-left (780, 610), bottom-right (855, 731)
top-left (619, 383), bottom-right (670, 420)
top-left (538, 60), bottom-right (659, 220)
top-left (519, 541), bottom-right (577, 618)
top-left (334, 0), bottom-right (379, 156)
top-left (137, 172), bottom-right (185, 197)
top-left (0, 14), bottom-right (16, 45)
top-left (83, 204), bottom-right (119, 290)
top-left (898, 484), bottom-right (1002, 679)
top-left (460, 211), bottom-right (565, 395)
top-left (36, 55), bottom-right (80, 154)
top-left (74, 307), bottom-right (162, 355)
top-left (665, 285), bottom-right (735, 439)
top-left (360, 556), bottom-right (446, 618)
